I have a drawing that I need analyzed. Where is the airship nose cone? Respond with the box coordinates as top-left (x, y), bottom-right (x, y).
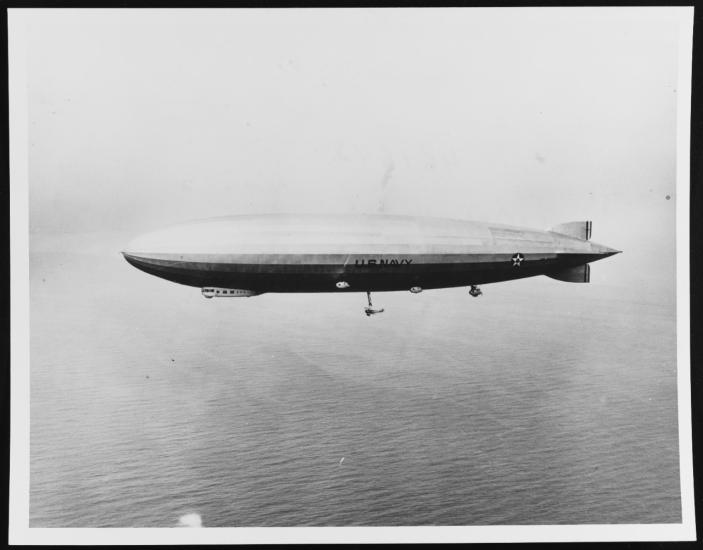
top-left (122, 232), bottom-right (157, 256)
top-left (121, 230), bottom-right (169, 268)
top-left (121, 250), bottom-right (139, 266)
top-left (123, 221), bottom-right (218, 257)
top-left (121, 243), bottom-right (145, 268)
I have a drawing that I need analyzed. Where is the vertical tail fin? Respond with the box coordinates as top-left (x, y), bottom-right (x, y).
top-left (549, 221), bottom-right (592, 240)
top-left (546, 263), bottom-right (590, 283)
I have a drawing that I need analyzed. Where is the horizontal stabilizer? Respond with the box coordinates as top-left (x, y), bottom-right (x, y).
top-left (549, 221), bottom-right (592, 240)
top-left (546, 264), bottom-right (590, 283)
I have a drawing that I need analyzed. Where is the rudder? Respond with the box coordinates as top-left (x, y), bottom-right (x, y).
top-left (549, 221), bottom-right (592, 240)
top-left (546, 264), bottom-right (590, 283)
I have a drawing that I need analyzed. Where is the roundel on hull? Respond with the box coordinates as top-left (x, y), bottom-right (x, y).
top-left (511, 253), bottom-right (525, 267)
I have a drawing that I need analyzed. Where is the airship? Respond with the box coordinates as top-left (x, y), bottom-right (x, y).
top-left (122, 214), bottom-right (620, 316)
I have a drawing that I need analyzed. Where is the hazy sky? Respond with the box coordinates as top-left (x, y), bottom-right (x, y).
top-left (19, 8), bottom-right (687, 285)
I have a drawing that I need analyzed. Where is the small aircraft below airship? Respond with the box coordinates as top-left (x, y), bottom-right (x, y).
top-left (122, 214), bottom-right (620, 316)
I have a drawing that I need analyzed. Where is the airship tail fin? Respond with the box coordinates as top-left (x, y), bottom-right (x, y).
top-left (549, 221), bottom-right (592, 240)
top-left (546, 263), bottom-right (590, 283)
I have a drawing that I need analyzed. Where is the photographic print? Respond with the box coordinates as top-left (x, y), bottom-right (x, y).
top-left (9, 6), bottom-right (695, 544)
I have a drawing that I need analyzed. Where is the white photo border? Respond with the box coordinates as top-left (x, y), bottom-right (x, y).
top-left (8, 6), bottom-right (696, 544)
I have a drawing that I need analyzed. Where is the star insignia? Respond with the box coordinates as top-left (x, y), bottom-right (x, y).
top-left (511, 253), bottom-right (525, 267)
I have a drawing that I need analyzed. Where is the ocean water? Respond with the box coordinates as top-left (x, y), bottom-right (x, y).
top-left (28, 233), bottom-right (681, 527)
